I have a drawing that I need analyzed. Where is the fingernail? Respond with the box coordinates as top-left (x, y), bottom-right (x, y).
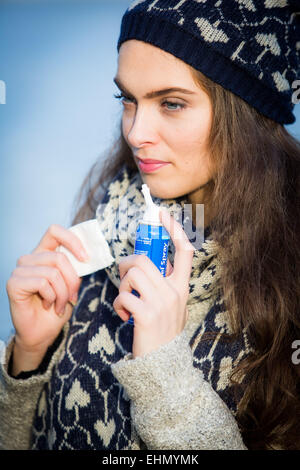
top-left (70, 293), bottom-right (78, 306)
top-left (58, 308), bottom-right (65, 317)
top-left (80, 250), bottom-right (89, 262)
top-left (56, 305), bottom-right (65, 316)
top-left (159, 208), bottom-right (165, 220)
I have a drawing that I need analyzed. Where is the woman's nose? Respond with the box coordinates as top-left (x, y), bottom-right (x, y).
top-left (126, 106), bottom-right (158, 148)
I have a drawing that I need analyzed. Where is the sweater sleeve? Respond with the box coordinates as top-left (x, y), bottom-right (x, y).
top-left (0, 323), bottom-right (69, 450)
top-left (111, 329), bottom-right (247, 450)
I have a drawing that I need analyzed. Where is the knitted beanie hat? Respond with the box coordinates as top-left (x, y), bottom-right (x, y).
top-left (117, 0), bottom-right (300, 125)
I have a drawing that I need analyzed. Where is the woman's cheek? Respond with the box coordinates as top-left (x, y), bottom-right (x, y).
top-left (122, 116), bottom-right (132, 141)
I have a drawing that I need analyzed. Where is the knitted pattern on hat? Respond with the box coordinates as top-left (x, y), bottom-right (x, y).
top-left (117, 0), bottom-right (300, 124)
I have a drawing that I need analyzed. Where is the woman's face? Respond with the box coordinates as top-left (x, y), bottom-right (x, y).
top-left (115, 39), bottom-right (214, 203)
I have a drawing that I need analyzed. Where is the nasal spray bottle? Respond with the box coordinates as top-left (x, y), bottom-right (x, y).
top-left (127, 184), bottom-right (170, 325)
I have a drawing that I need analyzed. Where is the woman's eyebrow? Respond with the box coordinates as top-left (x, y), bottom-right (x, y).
top-left (113, 77), bottom-right (197, 99)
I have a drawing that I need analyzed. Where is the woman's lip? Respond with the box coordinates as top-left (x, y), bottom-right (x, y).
top-left (137, 158), bottom-right (167, 163)
top-left (138, 160), bottom-right (170, 173)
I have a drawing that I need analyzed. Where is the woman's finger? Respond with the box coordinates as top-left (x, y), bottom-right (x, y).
top-left (9, 273), bottom-right (56, 309)
top-left (119, 266), bottom-right (156, 301)
top-left (14, 265), bottom-right (70, 315)
top-left (17, 251), bottom-right (81, 303)
top-left (159, 208), bottom-right (194, 285)
top-left (113, 291), bottom-right (143, 322)
top-left (166, 259), bottom-right (173, 276)
top-left (32, 224), bottom-right (88, 262)
top-left (119, 254), bottom-right (166, 288)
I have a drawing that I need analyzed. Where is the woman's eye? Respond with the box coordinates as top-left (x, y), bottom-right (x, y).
top-left (163, 101), bottom-right (185, 111)
top-left (113, 92), bottom-right (185, 112)
top-left (113, 92), bottom-right (133, 104)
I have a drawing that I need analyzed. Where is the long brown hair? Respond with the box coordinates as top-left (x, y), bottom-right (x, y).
top-left (70, 67), bottom-right (300, 450)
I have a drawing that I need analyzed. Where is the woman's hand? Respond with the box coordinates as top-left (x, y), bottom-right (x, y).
top-left (6, 224), bottom-right (88, 374)
top-left (113, 208), bottom-right (195, 358)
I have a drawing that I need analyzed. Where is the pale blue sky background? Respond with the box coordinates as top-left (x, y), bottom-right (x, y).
top-left (0, 0), bottom-right (129, 341)
top-left (0, 0), bottom-right (299, 342)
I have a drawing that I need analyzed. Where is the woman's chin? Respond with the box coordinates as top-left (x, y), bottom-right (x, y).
top-left (140, 180), bottom-right (187, 201)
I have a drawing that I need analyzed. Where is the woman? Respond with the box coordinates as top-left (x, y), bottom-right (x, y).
top-left (1, 0), bottom-right (300, 450)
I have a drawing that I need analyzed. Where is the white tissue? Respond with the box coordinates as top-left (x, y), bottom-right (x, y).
top-left (56, 219), bottom-right (115, 277)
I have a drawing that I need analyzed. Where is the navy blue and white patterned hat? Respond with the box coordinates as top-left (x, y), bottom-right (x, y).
top-left (117, 0), bottom-right (300, 124)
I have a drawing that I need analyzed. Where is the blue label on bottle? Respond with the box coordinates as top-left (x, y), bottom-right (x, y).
top-left (128, 223), bottom-right (170, 325)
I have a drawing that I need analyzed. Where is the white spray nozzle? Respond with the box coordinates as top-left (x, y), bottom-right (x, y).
top-left (141, 184), bottom-right (154, 206)
top-left (141, 184), bottom-right (161, 224)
